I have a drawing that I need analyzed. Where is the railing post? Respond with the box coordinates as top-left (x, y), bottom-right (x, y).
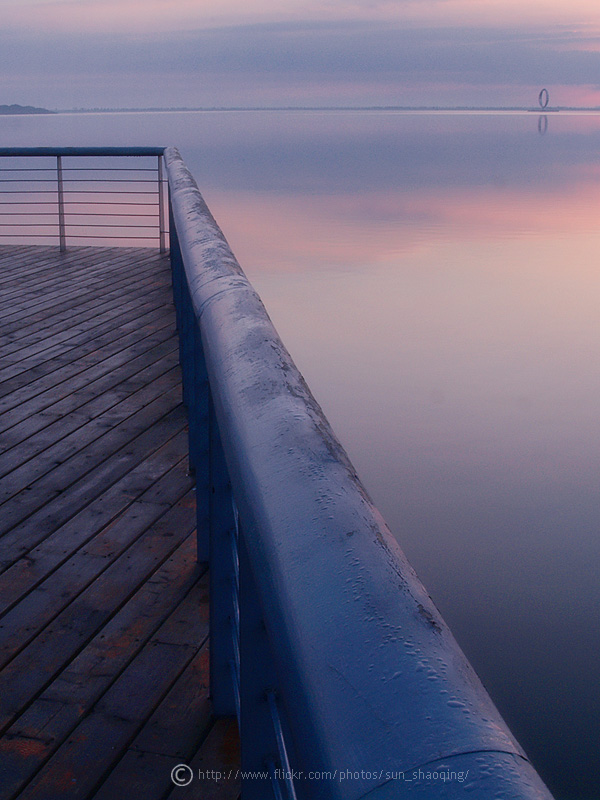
top-left (179, 274), bottom-right (195, 435)
top-left (56, 155), bottom-right (66, 251)
top-left (168, 199), bottom-right (209, 561)
top-left (239, 528), bottom-right (299, 800)
top-left (169, 176), bottom-right (240, 712)
top-left (158, 154), bottom-right (167, 253)
top-left (191, 322), bottom-right (209, 562)
top-left (168, 192), bottom-right (183, 332)
top-left (209, 401), bottom-right (239, 717)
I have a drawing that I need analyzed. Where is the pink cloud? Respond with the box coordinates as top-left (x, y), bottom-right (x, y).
top-left (7, 0), bottom-right (600, 34)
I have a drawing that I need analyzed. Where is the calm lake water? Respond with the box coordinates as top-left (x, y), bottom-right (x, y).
top-left (1, 109), bottom-right (599, 799)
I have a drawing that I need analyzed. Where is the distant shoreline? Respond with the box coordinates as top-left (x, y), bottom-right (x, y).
top-left (6, 103), bottom-right (600, 115)
top-left (0, 104), bottom-right (54, 115)
top-left (50, 105), bottom-right (600, 114)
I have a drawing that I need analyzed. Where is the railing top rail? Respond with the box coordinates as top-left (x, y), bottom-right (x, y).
top-left (0, 147), bottom-right (165, 158)
top-left (165, 145), bottom-right (554, 798)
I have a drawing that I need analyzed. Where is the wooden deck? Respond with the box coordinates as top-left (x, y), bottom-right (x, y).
top-left (0, 246), bottom-right (240, 800)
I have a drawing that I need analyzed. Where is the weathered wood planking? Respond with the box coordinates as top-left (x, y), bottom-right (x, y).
top-left (0, 246), bottom-right (239, 800)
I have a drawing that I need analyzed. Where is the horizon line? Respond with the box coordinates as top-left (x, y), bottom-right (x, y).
top-left (50, 104), bottom-right (599, 114)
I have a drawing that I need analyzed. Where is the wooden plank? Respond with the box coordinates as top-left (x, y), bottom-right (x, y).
top-left (0, 255), bottom-right (164, 327)
top-left (0, 365), bottom-right (182, 497)
top-left (131, 645), bottom-right (211, 759)
top-left (0, 424), bottom-right (189, 572)
top-left (0, 246), bottom-right (157, 292)
top-left (91, 751), bottom-right (185, 800)
top-left (9, 714), bottom-right (133, 800)
top-left (0, 290), bottom-right (172, 382)
top-left (5, 563), bottom-right (209, 800)
top-left (0, 500), bottom-right (174, 669)
top-left (0, 405), bottom-right (188, 561)
top-left (0, 317), bottom-right (176, 419)
top-left (0, 343), bottom-right (74, 382)
top-left (92, 578), bottom-right (209, 720)
top-left (0, 281), bottom-right (172, 374)
top-left (44, 535), bottom-right (202, 705)
top-left (90, 648), bottom-right (212, 800)
top-left (0, 353), bottom-right (180, 478)
top-left (0, 387), bottom-right (185, 536)
top-left (0, 439), bottom-right (192, 612)
top-left (0, 491), bottom-right (197, 734)
top-left (0, 268), bottom-right (170, 363)
top-left (0, 247), bottom-right (60, 287)
top-left (0, 260), bottom-right (168, 341)
top-left (0, 248), bottom-right (133, 300)
top-left (0, 247), bottom-right (164, 304)
top-left (0, 325), bottom-right (177, 432)
top-left (0, 277), bottom-right (172, 368)
top-left (2, 248), bottom-right (169, 314)
top-left (0, 265), bottom-right (168, 335)
top-left (163, 720), bottom-right (241, 800)
top-left (0, 536), bottom-right (202, 800)
top-left (0, 339), bottom-right (179, 450)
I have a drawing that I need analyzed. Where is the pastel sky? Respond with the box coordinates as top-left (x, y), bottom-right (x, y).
top-left (3, 0), bottom-right (600, 108)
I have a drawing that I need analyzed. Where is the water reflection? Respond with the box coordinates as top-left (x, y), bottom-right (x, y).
top-left (180, 112), bottom-right (600, 800)
top-left (1, 110), bottom-right (599, 800)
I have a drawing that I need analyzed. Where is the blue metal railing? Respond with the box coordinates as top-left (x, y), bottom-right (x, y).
top-left (0, 147), bottom-right (168, 251)
top-left (164, 146), bottom-right (556, 800)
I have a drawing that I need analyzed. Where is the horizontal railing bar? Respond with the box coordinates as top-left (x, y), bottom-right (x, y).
top-left (0, 212), bottom-right (159, 217)
top-left (0, 167), bottom-right (158, 172)
top-left (0, 169), bottom-right (57, 173)
top-left (54, 223), bottom-right (159, 228)
top-left (0, 225), bottom-right (158, 231)
top-left (58, 191), bottom-right (158, 195)
top-left (63, 181), bottom-right (157, 184)
top-left (62, 168), bottom-right (160, 172)
top-left (0, 179), bottom-right (158, 184)
top-left (66, 213), bottom-right (160, 218)
top-left (0, 201), bottom-right (158, 206)
top-left (0, 147), bottom-right (165, 157)
top-left (65, 201), bottom-right (158, 206)
top-left (0, 233), bottom-right (159, 239)
top-left (63, 165), bottom-right (161, 175)
top-left (0, 190), bottom-right (158, 195)
top-left (63, 179), bottom-right (157, 184)
top-left (66, 234), bottom-right (159, 239)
